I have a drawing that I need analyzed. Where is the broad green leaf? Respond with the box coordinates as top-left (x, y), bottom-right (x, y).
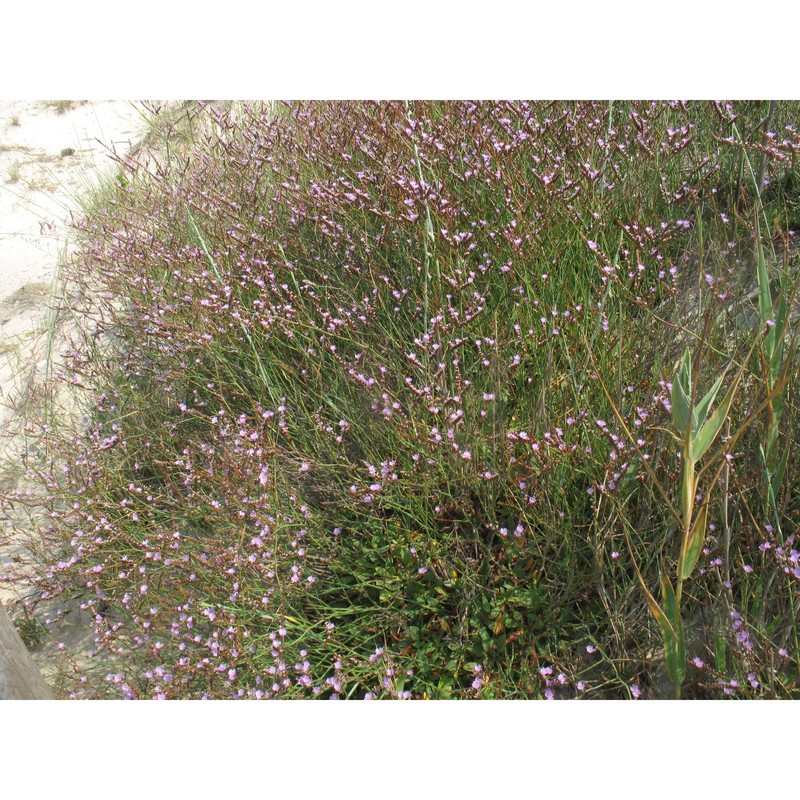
top-left (654, 607), bottom-right (678, 653)
top-left (660, 565), bottom-right (686, 689)
top-left (692, 380), bottom-right (737, 461)
top-left (664, 615), bottom-right (686, 689)
top-left (671, 349), bottom-right (692, 434)
top-left (660, 566), bottom-right (678, 623)
top-left (693, 374), bottom-right (725, 435)
top-left (644, 581), bottom-right (676, 641)
top-left (678, 501), bottom-right (708, 581)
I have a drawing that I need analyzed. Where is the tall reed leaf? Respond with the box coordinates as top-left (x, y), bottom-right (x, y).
top-left (691, 380), bottom-right (738, 462)
top-left (671, 349), bottom-right (692, 435)
top-left (678, 501), bottom-right (709, 581)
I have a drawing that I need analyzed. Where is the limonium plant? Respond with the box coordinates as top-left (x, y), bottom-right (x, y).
top-left (3, 100), bottom-right (800, 699)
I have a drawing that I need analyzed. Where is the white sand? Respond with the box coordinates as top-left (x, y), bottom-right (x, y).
top-left (0, 101), bottom-right (147, 297)
top-left (0, 100), bottom-right (149, 691)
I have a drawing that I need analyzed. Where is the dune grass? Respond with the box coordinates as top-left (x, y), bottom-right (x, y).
top-left (10, 100), bottom-right (800, 699)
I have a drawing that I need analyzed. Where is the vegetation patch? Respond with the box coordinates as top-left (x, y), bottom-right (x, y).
top-left (8, 100), bottom-right (800, 699)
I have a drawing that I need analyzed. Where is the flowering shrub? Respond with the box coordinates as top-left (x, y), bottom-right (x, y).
top-left (12, 100), bottom-right (800, 698)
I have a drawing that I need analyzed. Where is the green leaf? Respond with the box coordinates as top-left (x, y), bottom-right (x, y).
top-left (642, 578), bottom-right (676, 641)
top-left (774, 447), bottom-right (790, 498)
top-left (770, 394), bottom-right (785, 449)
top-left (671, 349), bottom-right (692, 435)
top-left (693, 374), bottom-right (725, 435)
top-left (659, 566), bottom-right (685, 690)
top-left (769, 293), bottom-right (787, 386)
top-left (756, 234), bottom-right (772, 328)
top-left (678, 501), bottom-right (709, 581)
top-left (653, 602), bottom-right (678, 647)
top-left (680, 457), bottom-right (696, 526)
top-left (664, 617), bottom-right (686, 690)
top-left (435, 678), bottom-right (453, 700)
top-left (660, 565), bottom-right (678, 624)
top-left (692, 380), bottom-right (736, 461)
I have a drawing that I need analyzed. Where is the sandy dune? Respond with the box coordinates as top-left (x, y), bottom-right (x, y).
top-left (0, 100), bottom-right (149, 693)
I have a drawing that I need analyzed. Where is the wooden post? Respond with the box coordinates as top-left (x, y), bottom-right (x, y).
top-left (0, 601), bottom-right (54, 700)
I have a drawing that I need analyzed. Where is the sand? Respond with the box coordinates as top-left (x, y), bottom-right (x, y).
top-left (0, 100), bottom-right (149, 694)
